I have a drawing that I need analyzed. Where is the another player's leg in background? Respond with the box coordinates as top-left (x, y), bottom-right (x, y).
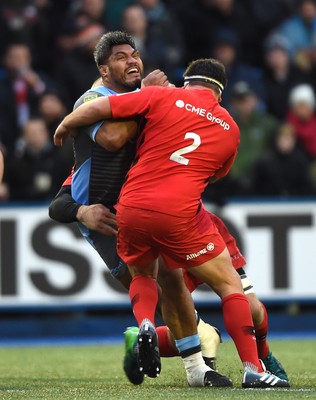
top-left (240, 271), bottom-right (289, 381)
top-left (210, 213), bottom-right (289, 381)
top-left (187, 247), bottom-right (289, 389)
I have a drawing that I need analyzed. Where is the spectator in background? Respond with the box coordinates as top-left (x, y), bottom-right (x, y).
top-left (0, 150), bottom-right (4, 183)
top-left (0, 148), bottom-right (8, 201)
top-left (262, 34), bottom-right (312, 120)
top-left (204, 78), bottom-right (280, 203)
top-left (0, 42), bottom-right (53, 155)
top-left (228, 81), bottom-right (279, 192)
top-left (250, 123), bottom-right (313, 197)
top-left (56, 10), bottom-right (98, 55)
top-left (38, 90), bottom-right (74, 173)
top-left (0, 0), bottom-right (57, 71)
top-left (106, 0), bottom-right (135, 30)
top-left (203, 0), bottom-right (261, 66)
top-left (61, 0), bottom-right (108, 33)
top-left (286, 84), bottom-right (316, 162)
top-left (3, 118), bottom-right (70, 202)
top-left (78, 0), bottom-right (107, 24)
top-left (121, 4), bottom-right (182, 82)
top-left (38, 90), bottom-right (69, 138)
top-left (170, 0), bottom-right (263, 67)
top-left (211, 29), bottom-right (264, 110)
top-left (121, 5), bottom-right (148, 66)
top-left (136, 0), bottom-right (186, 83)
top-left (275, 0), bottom-right (316, 69)
top-left (62, 0), bottom-right (135, 31)
top-left (55, 21), bottom-right (105, 107)
top-left (251, 0), bottom-right (296, 53)
top-left (166, 0), bottom-right (214, 63)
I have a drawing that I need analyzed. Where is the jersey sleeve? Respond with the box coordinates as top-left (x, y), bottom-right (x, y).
top-left (48, 185), bottom-right (81, 223)
top-left (74, 91), bottom-right (104, 142)
top-left (109, 87), bottom-right (157, 119)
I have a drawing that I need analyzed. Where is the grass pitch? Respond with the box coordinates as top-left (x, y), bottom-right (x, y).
top-left (0, 339), bottom-right (315, 399)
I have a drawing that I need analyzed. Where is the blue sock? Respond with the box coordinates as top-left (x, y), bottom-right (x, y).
top-left (175, 334), bottom-right (201, 356)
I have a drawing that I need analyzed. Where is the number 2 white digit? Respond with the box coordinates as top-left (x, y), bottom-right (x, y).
top-left (169, 132), bottom-right (201, 165)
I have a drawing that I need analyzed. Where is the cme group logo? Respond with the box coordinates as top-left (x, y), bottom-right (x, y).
top-left (174, 99), bottom-right (230, 130)
top-left (176, 99), bottom-right (185, 108)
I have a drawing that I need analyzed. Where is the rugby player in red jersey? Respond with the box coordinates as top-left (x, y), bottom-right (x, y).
top-left (52, 171), bottom-right (289, 385)
top-left (54, 58), bottom-right (289, 388)
top-left (51, 32), bottom-right (231, 388)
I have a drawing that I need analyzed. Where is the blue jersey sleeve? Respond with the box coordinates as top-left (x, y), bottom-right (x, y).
top-left (74, 86), bottom-right (117, 142)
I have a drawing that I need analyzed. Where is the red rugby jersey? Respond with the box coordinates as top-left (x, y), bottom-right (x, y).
top-left (109, 86), bottom-right (240, 217)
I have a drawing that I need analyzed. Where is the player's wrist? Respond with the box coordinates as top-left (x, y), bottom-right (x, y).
top-left (76, 205), bottom-right (87, 222)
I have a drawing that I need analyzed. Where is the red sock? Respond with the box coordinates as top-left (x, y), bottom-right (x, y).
top-left (255, 302), bottom-right (270, 359)
top-left (156, 326), bottom-right (179, 357)
top-left (129, 275), bottom-right (158, 326)
top-left (222, 293), bottom-right (263, 372)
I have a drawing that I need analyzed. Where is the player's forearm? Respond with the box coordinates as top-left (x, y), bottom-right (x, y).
top-left (64, 97), bottom-right (113, 129)
top-left (49, 186), bottom-right (80, 223)
top-left (54, 97), bottom-right (114, 146)
top-left (96, 120), bottom-right (138, 151)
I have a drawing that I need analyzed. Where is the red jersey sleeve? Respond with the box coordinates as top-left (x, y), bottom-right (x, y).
top-left (109, 87), bottom-right (159, 119)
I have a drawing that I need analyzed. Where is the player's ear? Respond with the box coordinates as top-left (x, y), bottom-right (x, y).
top-left (99, 65), bottom-right (108, 79)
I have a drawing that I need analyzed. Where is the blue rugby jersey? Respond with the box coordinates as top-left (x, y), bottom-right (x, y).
top-left (71, 86), bottom-right (137, 213)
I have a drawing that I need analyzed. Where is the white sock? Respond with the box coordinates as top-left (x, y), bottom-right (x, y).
top-left (181, 351), bottom-right (211, 387)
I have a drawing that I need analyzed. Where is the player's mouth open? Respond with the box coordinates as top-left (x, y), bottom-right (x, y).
top-left (127, 68), bottom-right (140, 76)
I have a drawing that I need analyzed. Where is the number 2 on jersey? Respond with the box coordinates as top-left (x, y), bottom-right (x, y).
top-left (169, 132), bottom-right (201, 165)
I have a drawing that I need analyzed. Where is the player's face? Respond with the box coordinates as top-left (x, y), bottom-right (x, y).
top-left (102, 44), bottom-right (144, 92)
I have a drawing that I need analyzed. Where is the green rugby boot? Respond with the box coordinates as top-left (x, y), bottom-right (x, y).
top-left (262, 351), bottom-right (289, 382)
top-left (123, 326), bottom-right (144, 385)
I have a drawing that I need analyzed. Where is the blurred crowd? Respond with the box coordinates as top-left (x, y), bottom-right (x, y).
top-left (1, 0), bottom-right (316, 204)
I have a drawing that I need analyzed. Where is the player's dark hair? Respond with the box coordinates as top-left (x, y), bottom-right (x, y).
top-left (94, 31), bottom-right (136, 66)
top-left (183, 58), bottom-right (227, 93)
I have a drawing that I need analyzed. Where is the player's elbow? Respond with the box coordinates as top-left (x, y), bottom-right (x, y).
top-left (48, 199), bottom-right (59, 221)
top-left (99, 136), bottom-right (126, 152)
